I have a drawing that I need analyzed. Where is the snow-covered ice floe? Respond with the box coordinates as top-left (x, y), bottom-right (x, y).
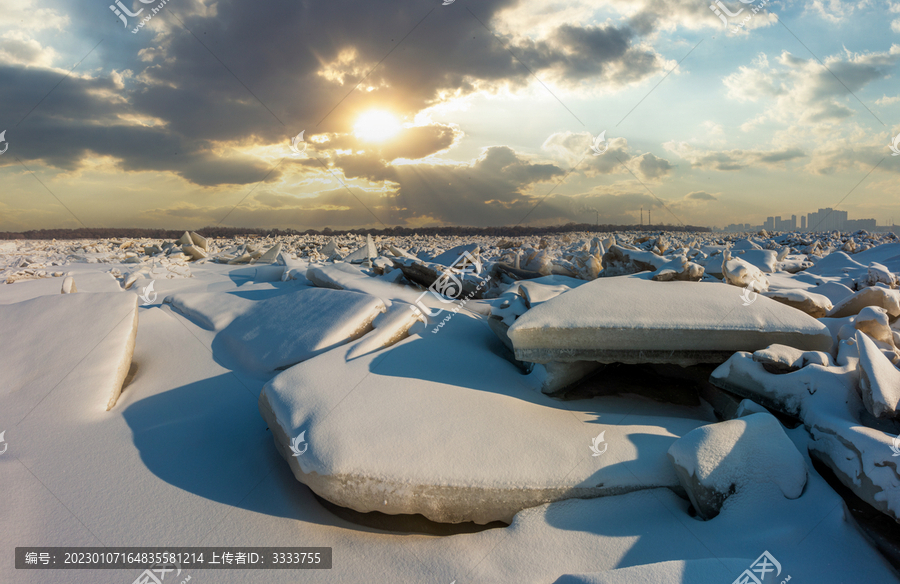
top-left (169, 287), bottom-right (386, 374)
top-left (508, 277), bottom-right (832, 366)
top-left (0, 292), bottom-right (138, 420)
top-left (259, 313), bottom-right (716, 524)
top-left (667, 413), bottom-right (807, 520)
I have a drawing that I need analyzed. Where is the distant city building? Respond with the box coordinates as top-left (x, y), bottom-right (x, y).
top-left (762, 215), bottom-right (797, 231)
top-left (807, 208), bottom-right (848, 232)
top-left (845, 218), bottom-right (876, 231)
top-left (731, 208), bottom-right (876, 233)
top-left (774, 216), bottom-right (795, 231)
top-left (724, 223), bottom-right (755, 232)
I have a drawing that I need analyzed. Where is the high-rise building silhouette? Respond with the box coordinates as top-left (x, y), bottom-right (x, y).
top-left (725, 208), bottom-right (875, 232)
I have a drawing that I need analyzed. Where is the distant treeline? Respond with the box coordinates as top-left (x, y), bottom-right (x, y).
top-left (0, 223), bottom-right (711, 240)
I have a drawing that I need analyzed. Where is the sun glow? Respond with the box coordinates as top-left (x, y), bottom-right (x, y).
top-left (353, 110), bottom-right (401, 142)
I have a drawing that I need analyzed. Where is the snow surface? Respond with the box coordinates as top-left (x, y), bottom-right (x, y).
top-left (554, 559), bottom-right (749, 584)
top-left (2, 232), bottom-right (900, 584)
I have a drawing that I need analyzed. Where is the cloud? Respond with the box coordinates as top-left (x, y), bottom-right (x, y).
top-left (543, 183), bottom-right (715, 227)
top-left (538, 23), bottom-right (666, 85)
top-left (1, 0), bottom-right (672, 196)
top-left (723, 47), bottom-right (900, 126)
top-left (0, 0), bottom-right (69, 33)
top-left (633, 151), bottom-right (673, 180)
top-left (543, 130), bottom-right (628, 174)
top-left (0, 32), bottom-right (58, 67)
top-left (4, 0), bottom-right (895, 231)
top-left (801, 138), bottom-right (900, 175)
top-left (541, 131), bottom-right (674, 180)
top-left (805, 0), bottom-right (866, 23)
top-left (723, 54), bottom-right (785, 103)
top-left (499, 185), bottom-right (673, 226)
top-left (137, 145), bottom-right (568, 229)
top-left (665, 142), bottom-right (806, 171)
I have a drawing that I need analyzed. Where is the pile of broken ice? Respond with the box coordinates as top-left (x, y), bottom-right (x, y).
top-left (251, 229), bottom-right (900, 529)
top-left (4, 227), bottom-right (900, 534)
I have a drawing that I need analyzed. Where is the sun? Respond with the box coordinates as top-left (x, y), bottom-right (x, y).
top-left (353, 110), bottom-right (401, 142)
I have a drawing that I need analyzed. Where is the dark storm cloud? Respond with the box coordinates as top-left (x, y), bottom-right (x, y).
top-left (5, 0), bottom-right (665, 175)
top-left (140, 148), bottom-right (700, 230)
top-left (0, 64), bottom-right (274, 184)
top-left (135, 145), bottom-right (562, 229)
top-left (274, 145), bottom-right (566, 227)
top-left (3, 0), bottom-right (676, 229)
top-left (140, 145), bottom-right (566, 229)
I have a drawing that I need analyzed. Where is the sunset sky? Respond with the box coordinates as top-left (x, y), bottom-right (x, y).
top-left (1, 0), bottom-right (899, 231)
